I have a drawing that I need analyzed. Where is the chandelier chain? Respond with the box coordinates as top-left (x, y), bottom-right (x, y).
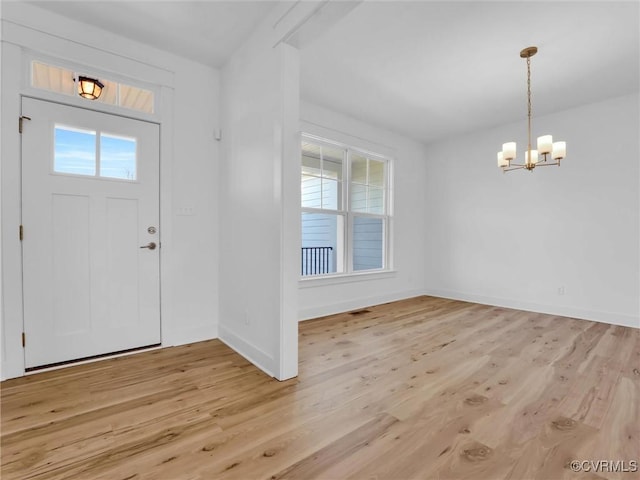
top-left (527, 55), bottom-right (532, 156)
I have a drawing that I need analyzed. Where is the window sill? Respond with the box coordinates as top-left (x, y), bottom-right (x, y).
top-left (298, 270), bottom-right (397, 288)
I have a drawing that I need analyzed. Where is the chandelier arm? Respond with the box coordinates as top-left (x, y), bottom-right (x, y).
top-left (501, 166), bottom-right (527, 172)
top-left (532, 161), bottom-right (560, 167)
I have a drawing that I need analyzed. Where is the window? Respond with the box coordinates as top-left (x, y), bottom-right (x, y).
top-left (100, 134), bottom-right (137, 180)
top-left (31, 61), bottom-right (155, 114)
top-left (54, 125), bottom-right (137, 181)
top-left (32, 62), bottom-right (76, 97)
top-left (301, 135), bottom-right (391, 277)
top-left (54, 126), bottom-right (97, 176)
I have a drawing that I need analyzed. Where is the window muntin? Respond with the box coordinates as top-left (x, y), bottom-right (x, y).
top-left (351, 153), bottom-right (386, 214)
top-left (97, 79), bottom-right (118, 105)
top-left (301, 141), bottom-right (343, 210)
top-left (301, 136), bottom-right (391, 277)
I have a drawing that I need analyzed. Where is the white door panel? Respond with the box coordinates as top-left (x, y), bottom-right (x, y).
top-left (21, 97), bottom-right (161, 368)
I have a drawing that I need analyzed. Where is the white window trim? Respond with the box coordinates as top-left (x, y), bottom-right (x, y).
top-left (301, 133), bottom-right (394, 280)
top-left (22, 51), bottom-right (161, 122)
top-left (299, 269), bottom-right (398, 287)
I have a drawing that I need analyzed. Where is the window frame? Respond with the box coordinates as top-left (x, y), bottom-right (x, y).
top-left (22, 53), bottom-right (161, 123)
top-left (52, 124), bottom-right (139, 182)
top-left (300, 133), bottom-right (393, 279)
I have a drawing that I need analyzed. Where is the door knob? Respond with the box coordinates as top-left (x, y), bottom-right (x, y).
top-left (140, 242), bottom-right (157, 250)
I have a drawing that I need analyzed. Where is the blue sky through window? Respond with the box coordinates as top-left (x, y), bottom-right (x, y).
top-left (100, 134), bottom-right (136, 180)
top-left (54, 126), bottom-right (96, 176)
top-left (54, 126), bottom-right (137, 180)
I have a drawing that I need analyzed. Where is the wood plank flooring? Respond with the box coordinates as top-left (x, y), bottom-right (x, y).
top-left (2, 296), bottom-right (639, 479)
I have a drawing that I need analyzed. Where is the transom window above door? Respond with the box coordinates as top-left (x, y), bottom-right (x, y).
top-left (54, 125), bottom-right (137, 181)
top-left (31, 61), bottom-right (155, 114)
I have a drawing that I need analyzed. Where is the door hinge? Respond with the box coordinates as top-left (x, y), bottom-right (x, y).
top-left (18, 115), bottom-right (31, 134)
top-left (19, 225), bottom-right (23, 241)
top-left (22, 332), bottom-right (26, 348)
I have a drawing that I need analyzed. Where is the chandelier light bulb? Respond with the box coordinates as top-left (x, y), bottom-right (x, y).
top-left (537, 135), bottom-right (553, 154)
top-left (552, 141), bottom-right (566, 160)
top-left (502, 142), bottom-right (516, 161)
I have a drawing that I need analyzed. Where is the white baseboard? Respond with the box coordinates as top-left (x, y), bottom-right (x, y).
top-left (0, 324), bottom-right (220, 381)
top-left (163, 323), bottom-right (219, 347)
top-left (298, 289), bottom-right (425, 321)
top-left (424, 288), bottom-right (639, 329)
top-left (1, 359), bottom-right (24, 381)
top-left (218, 324), bottom-right (275, 377)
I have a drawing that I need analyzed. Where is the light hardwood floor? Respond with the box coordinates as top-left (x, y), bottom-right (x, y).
top-left (2, 296), bottom-right (639, 480)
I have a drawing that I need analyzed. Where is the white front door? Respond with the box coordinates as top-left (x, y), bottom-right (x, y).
top-left (21, 97), bottom-right (161, 369)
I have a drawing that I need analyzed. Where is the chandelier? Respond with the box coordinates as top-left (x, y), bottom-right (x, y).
top-left (497, 46), bottom-right (566, 172)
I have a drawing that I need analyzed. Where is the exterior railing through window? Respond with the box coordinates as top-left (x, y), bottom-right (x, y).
top-left (301, 247), bottom-right (333, 276)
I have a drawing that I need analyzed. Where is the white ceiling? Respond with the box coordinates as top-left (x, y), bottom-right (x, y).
top-left (24, 1), bottom-right (640, 145)
top-left (300, 1), bottom-right (640, 143)
top-left (28, 0), bottom-right (279, 67)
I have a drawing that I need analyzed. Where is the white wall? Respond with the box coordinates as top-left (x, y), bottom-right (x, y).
top-left (165, 59), bottom-right (220, 347)
top-left (298, 101), bottom-right (428, 320)
top-left (0, 3), bottom-right (220, 379)
top-left (219, 7), bottom-right (300, 380)
top-left (423, 93), bottom-right (639, 328)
